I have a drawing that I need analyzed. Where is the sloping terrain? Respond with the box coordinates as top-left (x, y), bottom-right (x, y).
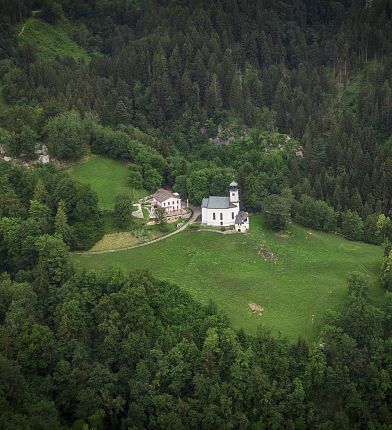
top-left (74, 216), bottom-right (383, 342)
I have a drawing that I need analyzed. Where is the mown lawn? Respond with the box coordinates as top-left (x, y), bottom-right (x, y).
top-left (68, 156), bottom-right (147, 210)
top-left (73, 216), bottom-right (384, 342)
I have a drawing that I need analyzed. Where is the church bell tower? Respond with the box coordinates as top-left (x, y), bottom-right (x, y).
top-left (229, 181), bottom-right (239, 205)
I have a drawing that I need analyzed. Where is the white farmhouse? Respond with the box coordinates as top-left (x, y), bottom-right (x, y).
top-left (201, 181), bottom-right (249, 231)
top-left (152, 189), bottom-right (182, 213)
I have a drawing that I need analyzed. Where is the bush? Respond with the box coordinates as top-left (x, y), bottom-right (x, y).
top-left (263, 194), bottom-right (290, 230)
top-left (113, 195), bottom-right (133, 229)
top-left (381, 250), bottom-right (392, 291)
top-left (363, 214), bottom-right (382, 244)
top-left (44, 110), bottom-right (89, 160)
top-left (341, 210), bottom-right (364, 241)
top-left (292, 195), bottom-right (337, 232)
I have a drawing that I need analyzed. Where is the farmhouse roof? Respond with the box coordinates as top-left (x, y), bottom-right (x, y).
top-left (202, 196), bottom-right (237, 209)
top-left (235, 211), bottom-right (248, 224)
top-left (153, 189), bottom-right (179, 203)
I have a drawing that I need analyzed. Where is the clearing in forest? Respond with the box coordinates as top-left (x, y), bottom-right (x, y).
top-left (68, 155), bottom-right (146, 210)
top-left (73, 216), bottom-right (384, 342)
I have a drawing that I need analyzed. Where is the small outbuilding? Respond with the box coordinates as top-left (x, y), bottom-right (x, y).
top-left (235, 211), bottom-right (249, 233)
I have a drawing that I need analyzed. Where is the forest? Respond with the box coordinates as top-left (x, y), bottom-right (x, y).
top-left (0, 0), bottom-right (391, 428)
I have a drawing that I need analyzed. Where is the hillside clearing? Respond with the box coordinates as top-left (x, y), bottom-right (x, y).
top-left (18, 17), bottom-right (90, 61)
top-left (68, 156), bottom-right (147, 210)
top-left (73, 216), bottom-right (384, 342)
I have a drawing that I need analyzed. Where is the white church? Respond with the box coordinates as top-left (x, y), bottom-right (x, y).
top-left (201, 181), bottom-right (249, 232)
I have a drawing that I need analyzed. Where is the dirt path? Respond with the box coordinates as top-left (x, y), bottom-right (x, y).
top-left (74, 207), bottom-right (200, 255)
top-left (18, 24), bottom-right (26, 38)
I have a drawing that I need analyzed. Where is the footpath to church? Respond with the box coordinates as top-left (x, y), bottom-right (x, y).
top-left (74, 207), bottom-right (201, 255)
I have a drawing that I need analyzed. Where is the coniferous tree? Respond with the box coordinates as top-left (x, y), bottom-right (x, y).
top-left (55, 200), bottom-right (70, 243)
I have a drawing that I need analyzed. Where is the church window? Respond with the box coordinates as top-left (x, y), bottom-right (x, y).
top-left (232, 192), bottom-right (235, 196)
top-left (220, 213), bottom-right (223, 220)
top-left (213, 213), bottom-right (216, 220)
top-left (232, 212), bottom-right (234, 219)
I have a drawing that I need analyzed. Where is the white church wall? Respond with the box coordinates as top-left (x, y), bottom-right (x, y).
top-left (202, 206), bottom-right (239, 227)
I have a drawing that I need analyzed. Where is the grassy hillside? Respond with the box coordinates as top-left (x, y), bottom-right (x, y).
top-left (18, 17), bottom-right (90, 61)
top-left (68, 156), bottom-right (147, 210)
top-left (74, 216), bottom-right (384, 342)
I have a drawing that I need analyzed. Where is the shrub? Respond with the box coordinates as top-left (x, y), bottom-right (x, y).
top-left (292, 195), bottom-right (336, 232)
top-left (263, 194), bottom-right (290, 230)
top-left (341, 210), bottom-right (364, 241)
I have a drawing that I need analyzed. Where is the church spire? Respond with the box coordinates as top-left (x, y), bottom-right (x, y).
top-left (229, 181), bottom-right (239, 204)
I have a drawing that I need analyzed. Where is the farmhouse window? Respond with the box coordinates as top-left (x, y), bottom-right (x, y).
top-left (220, 213), bottom-right (223, 220)
top-left (213, 213), bottom-right (216, 220)
top-left (232, 192), bottom-right (235, 196)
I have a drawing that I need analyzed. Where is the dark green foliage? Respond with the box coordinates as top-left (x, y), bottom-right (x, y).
top-left (341, 210), bottom-right (364, 241)
top-left (293, 195), bottom-right (337, 232)
top-left (0, 262), bottom-right (390, 429)
top-left (263, 194), bottom-right (291, 230)
top-left (8, 125), bottom-right (37, 158)
top-left (44, 110), bottom-right (89, 160)
top-left (381, 250), bottom-right (392, 291)
top-left (128, 165), bottom-right (143, 189)
top-left (186, 167), bottom-right (234, 204)
top-left (364, 213), bottom-right (382, 245)
top-left (38, 0), bottom-right (64, 24)
top-left (54, 199), bottom-right (72, 244)
top-left (36, 234), bottom-right (73, 286)
top-left (154, 206), bottom-right (168, 232)
top-left (113, 194), bottom-right (133, 229)
top-left (0, 161), bottom-right (103, 251)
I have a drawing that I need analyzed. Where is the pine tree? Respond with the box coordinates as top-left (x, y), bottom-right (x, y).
top-left (381, 80), bottom-right (391, 127)
top-left (191, 50), bottom-right (207, 97)
top-left (151, 45), bottom-right (173, 121)
top-left (33, 179), bottom-right (48, 203)
top-left (55, 200), bottom-right (70, 241)
top-left (205, 73), bottom-right (222, 113)
top-left (29, 199), bottom-right (51, 233)
top-left (115, 100), bottom-right (132, 125)
top-left (229, 71), bottom-right (243, 113)
top-left (350, 188), bottom-right (364, 217)
top-left (273, 78), bottom-right (290, 132)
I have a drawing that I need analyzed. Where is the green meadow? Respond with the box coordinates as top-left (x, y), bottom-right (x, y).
top-left (73, 216), bottom-right (384, 342)
top-left (68, 156), bottom-right (147, 210)
top-left (18, 17), bottom-right (90, 61)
